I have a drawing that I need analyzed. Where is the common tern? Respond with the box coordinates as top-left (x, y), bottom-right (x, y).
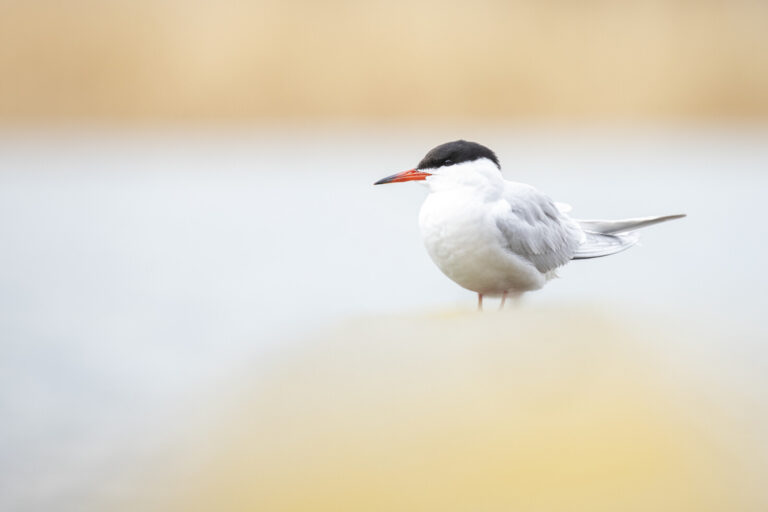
top-left (374, 140), bottom-right (685, 310)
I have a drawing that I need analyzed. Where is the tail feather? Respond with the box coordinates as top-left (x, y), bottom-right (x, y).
top-left (576, 214), bottom-right (686, 235)
top-left (573, 231), bottom-right (639, 259)
top-left (572, 213), bottom-right (685, 260)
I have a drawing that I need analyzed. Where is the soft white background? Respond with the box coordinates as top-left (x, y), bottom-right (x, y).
top-left (1, 125), bottom-right (766, 510)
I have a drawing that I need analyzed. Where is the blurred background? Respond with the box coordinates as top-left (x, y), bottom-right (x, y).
top-left (2, 0), bottom-right (768, 121)
top-left (1, 1), bottom-right (767, 511)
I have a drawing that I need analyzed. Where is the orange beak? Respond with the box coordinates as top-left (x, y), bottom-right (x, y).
top-left (374, 169), bottom-right (431, 185)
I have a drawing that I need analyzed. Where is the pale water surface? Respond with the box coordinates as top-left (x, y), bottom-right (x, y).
top-left (0, 126), bottom-right (766, 510)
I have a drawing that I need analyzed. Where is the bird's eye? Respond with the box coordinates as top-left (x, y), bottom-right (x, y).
top-left (443, 159), bottom-right (454, 166)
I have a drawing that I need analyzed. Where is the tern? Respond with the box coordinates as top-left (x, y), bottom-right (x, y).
top-left (374, 140), bottom-right (685, 310)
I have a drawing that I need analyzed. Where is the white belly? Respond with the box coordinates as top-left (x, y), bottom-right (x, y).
top-left (418, 192), bottom-right (545, 295)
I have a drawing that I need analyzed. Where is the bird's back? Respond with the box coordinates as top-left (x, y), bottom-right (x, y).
top-left (495, 182), bottom-right (583, 274)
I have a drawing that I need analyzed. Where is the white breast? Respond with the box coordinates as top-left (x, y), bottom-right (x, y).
top-left (418, 189), bottom-right (546, 295)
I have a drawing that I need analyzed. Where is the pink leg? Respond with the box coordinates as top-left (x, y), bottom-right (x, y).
top-left (477, 293), bottom-right (483, 311)
top-left (499, 291), bottom-right (508, 310)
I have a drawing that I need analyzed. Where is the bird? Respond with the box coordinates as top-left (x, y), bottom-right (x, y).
top-left (374, 140), bottom-right (685, 310)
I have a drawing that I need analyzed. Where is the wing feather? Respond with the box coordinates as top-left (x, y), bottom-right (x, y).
top-left (495, 184), bottom-right (582, 274)
top-left (494, 184), bottom-right (683, 270)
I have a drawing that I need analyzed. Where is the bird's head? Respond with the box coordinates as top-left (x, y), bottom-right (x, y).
top-left (374, 140), bottom-right (501, 190)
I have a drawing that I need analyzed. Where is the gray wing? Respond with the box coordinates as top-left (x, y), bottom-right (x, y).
top-left (495, 184), bottom-right (582, 274)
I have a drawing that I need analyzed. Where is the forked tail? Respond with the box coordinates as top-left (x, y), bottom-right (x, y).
top-left (572, 214), bottom-right (685, 260)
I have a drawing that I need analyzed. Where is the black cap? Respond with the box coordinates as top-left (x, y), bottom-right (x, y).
top-left (417, 140), bottom-right (500, 170)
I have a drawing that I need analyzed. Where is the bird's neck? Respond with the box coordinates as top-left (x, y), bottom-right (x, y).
top-left (426, 174), bottom-right (503, 202)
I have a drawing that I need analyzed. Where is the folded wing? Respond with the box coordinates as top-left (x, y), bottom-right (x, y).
top-left (497, 182), bottom-right (686, 267)
top-left (495, 184), bottom-right (582, 273)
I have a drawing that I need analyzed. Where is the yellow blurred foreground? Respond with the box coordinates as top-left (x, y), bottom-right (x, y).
top-left (156, 308), bottom-right (764, 511)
